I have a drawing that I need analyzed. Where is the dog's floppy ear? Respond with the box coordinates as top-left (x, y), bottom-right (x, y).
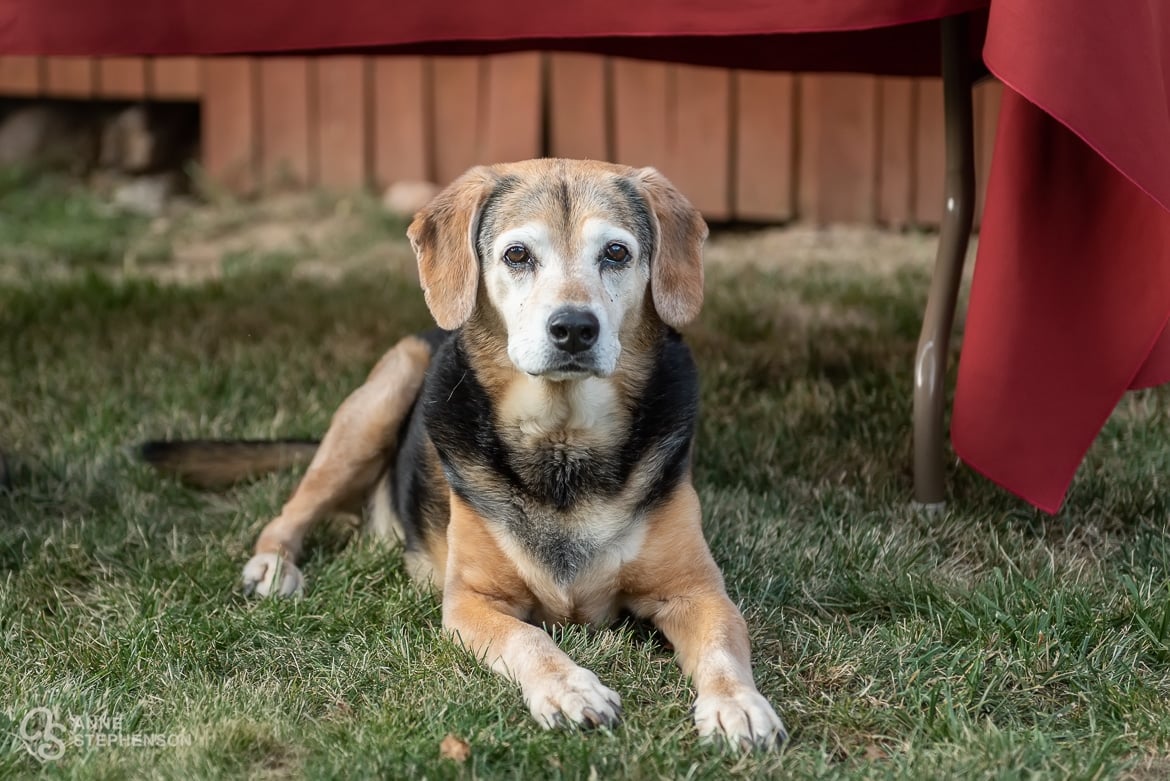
top-left (635, 167), bottom-right (708, 329)
top-left (407, 166), bottom-right (496, 329)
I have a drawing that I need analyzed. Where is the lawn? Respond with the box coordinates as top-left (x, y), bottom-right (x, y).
top-left (3, 172), bottom-right (1170, 779)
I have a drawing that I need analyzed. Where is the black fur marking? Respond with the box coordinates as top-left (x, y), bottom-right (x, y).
top-left (613, 176), bottom-right (656, 264)
top-left (414, 327), bottom-right (453, 353)
top-left (475, 175), bottom-right (522, 264)
top-left (417, 330), bottom-right (699, 584)
top-left (391, 331), bottom-right (455, 554)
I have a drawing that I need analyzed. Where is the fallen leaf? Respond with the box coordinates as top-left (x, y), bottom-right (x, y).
top-left (440, 733), bottom-right (471, 763)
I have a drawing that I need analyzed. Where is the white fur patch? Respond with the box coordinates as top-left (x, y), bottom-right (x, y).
top-left (525, 666), bottom-right (622, 729)
top-left (498, 375), bottom-right (621, 444)
top-left (241, 553), bottom-right (304, 598)
top-left (365, 473), bottom-right (402, 542)
top-left (692, 648), bottom-right (786, 749)
top-left (492, 631), bottom-right (623, 729)
top-left (694, 688), bottom-right (786, 750)
top-left (484, 219), bottom-right (646, 378)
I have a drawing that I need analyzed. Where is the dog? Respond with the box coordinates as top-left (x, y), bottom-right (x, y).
top-left (142, 159), bottom-right (786, 749)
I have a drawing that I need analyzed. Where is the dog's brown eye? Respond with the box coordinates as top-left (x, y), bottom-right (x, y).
top-left (603, 243), bottom-right (629, 264)
top-left (503, 245), bottom-right (531, 267)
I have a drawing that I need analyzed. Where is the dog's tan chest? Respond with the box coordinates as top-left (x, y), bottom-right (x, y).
top-left (489, 502), bottom-right (648, 626)
top-left (498, 375), bottom-right (623, 446)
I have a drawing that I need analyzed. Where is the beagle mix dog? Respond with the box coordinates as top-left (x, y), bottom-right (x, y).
top-left (142, 159), bottom-right (786, 749)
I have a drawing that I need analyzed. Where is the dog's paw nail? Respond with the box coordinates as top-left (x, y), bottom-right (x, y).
top-left (528, 667), bottom-right (622, 731)
top-left (241, 552), bottom-right (304, 598)
top-left (694, 689), bottom-right (785, 751)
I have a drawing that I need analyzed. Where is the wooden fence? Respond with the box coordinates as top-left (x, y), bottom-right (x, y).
top-left (0, 54), bottom-right (1003, 226)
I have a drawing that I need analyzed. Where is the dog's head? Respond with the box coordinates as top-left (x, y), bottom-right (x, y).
top-left (407, 159), bottom-right (707, 379)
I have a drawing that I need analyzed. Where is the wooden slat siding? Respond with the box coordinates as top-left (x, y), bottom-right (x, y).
top-left (611, 59), bottom-right (670, 173)
top-left (912, 77), bottom-right (945, 226)
top-left (45, 57), bottom-right (95, 97)
top-left (97, 58), bottom-right (147, 98)
top-left (973, 78), bottom-right (1003, 229)
top-left (877, 77), bottom-right (915, 229)
top-left (734, 70), bottom-right (795, 222)
top-left (432, 57), bottom-right (485, 184)
top-left (0, 57), bottom-right (41, 95)
top-left (258, 58), bottom-right (312, 188)
top-left (0, 50), bottom-right (993, 227)
top-left (151, 58), bottom-right (201, 99)
top-left (201, 58), bottom-right (258, 193)
top-left (372, 56), bottom-right (429, 187)
top-left (483, 53), bottom-right (543, 164)
top-left (669, 64), bottom-right (731, 220)
top-left (314, 57), bottom-right (370, 190)
top-left (547, 53), bottom-right (609, 161)
top-left (798, 74), bottom-right (879, 224)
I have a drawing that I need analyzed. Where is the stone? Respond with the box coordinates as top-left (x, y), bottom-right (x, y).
top-left (381, 180), bottom-right (440, 218)
top-left (112, 173), bottom-right (178, 216)
top-left (98, 104), bottom-right (197, 174)
top-left (0, 105), bottom-right (98, 172)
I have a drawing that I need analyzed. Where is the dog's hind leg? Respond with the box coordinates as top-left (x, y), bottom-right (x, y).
top-left (243, 335), bottom-right (433, 597)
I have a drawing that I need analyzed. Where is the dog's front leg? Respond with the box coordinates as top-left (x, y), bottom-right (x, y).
top-left (243, 336), bottom-right (432, 597)
top-left (442, 493), bottom-right (622, 729)
top-left (626, 482), bottom-right (786, 750)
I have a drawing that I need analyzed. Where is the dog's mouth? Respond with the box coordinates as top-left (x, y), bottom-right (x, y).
top-left (527, 359), bottom-right (608, 381)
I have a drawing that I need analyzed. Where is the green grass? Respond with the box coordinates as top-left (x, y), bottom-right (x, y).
top-left (3, 181), bottom-right (1170, 779)
top-left (0, 169), bottom-right (157, 273)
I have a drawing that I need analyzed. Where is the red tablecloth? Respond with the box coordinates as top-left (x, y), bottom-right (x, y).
top-left (3, 1), bottom-right (1168, 512)
top-left (953, 1), bottom-right (1170, 511)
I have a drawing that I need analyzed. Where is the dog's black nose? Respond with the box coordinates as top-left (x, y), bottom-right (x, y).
top-left (547, 308), bottom-right (600, 354)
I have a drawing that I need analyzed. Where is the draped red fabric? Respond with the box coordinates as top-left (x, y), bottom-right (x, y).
top-left (953, 0), bottom-right (1170, 511)
top-left (952, 92), bottom-right (1170, 512)
top-left (2, 0), bottom-right (1167, 512)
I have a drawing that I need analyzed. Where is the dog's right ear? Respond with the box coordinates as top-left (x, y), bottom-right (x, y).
top-left (407, 167), bottom-right (496, 330)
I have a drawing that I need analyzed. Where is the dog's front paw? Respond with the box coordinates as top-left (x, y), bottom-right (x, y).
top-left (242, 552), bottom-right (304, 598)
top-left (694, 688), bottom-right (786, 751)
top-left (526, 667), bottom-right (623, 730)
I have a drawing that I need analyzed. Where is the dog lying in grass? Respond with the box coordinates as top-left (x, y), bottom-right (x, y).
top-left (142, 159), bottom-right (786, 750)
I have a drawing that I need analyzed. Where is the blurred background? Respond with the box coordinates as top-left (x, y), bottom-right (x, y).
top-left (0, 54), bottom-right (1001, 227)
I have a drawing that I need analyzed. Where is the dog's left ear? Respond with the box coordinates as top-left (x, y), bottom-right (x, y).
top-left (635, 167), bottom-right (708, 328)
top-left (407, 167), bottom-right (496, 330)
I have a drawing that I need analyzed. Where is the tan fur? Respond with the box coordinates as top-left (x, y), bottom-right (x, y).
top-left (622, 482), bottom-right (754, 697)
top-left (636, 167), bottom-right (709, 329)
top-left (407, 167), bottom-right (495, 330)
top-left (251, 335), bottom-right (431, 563)
top-left (442, 492), bottom-right (625, 728)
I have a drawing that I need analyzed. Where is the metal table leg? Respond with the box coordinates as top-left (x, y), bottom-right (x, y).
top-left (912, 14), bottom-right (976, 507)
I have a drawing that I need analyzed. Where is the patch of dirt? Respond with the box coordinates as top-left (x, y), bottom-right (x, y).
top-left (128, 192), bottom-right (417, 285)
top-left (705, 224), bottom-right (954, 273)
